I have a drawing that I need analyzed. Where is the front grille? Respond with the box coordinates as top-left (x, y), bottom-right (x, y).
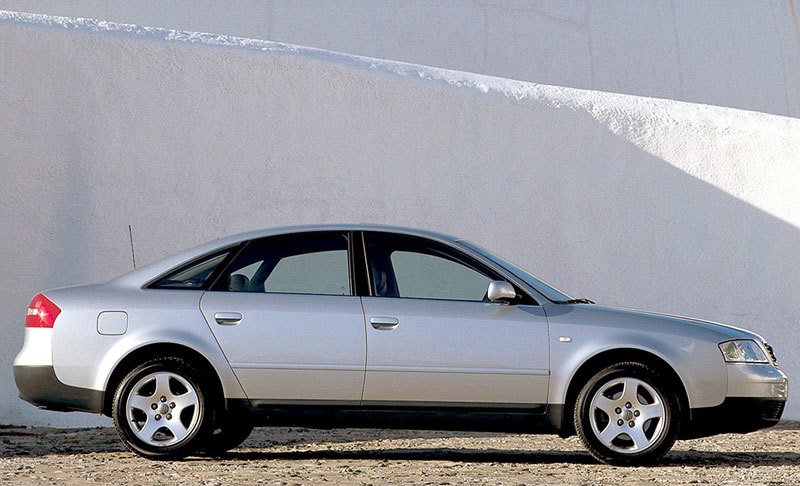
top-left (762, 400), bottom-right (785, 421)
top-left (764, 342), bottom-right (777, 364)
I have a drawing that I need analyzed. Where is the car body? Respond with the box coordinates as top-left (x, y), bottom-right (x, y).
top-left (14, 225), bottom-right (788, 464)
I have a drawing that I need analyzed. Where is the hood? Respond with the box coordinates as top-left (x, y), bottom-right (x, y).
top-left (551, 303), bottom-right (765, 342)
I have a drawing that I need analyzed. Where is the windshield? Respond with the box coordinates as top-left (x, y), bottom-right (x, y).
top-left (456, 240), bottom-right (573, 302)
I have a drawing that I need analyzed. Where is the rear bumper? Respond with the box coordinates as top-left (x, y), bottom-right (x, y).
top-left (682, 397), bottom-right (786, 439)
top-left (14, 365), bottom-right (103, 413)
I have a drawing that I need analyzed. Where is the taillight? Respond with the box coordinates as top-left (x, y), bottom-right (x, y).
top-left (25, 293), bottom-right (61, 328)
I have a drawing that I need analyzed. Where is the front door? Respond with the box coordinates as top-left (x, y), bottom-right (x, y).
top-left (200, 231), bottom-right (366, 404)
top-left (360, 232), bottom-right (549, 408)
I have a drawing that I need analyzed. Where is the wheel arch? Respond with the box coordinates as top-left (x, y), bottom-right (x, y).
top-left (102, 342), bottom-right (226, 417)
top-left (553, 347), bottom-right (690, 437)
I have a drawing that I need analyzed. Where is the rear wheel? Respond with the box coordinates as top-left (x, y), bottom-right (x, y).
top-left (112, 357), bottom-right (214, 459)
top-left (574, 361), bottom-right (681, 466)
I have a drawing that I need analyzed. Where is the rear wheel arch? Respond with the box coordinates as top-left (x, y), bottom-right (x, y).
top-left (103, 343), bottom-right (225, 418)
top-left (557, 348), bottom-right (690, 436)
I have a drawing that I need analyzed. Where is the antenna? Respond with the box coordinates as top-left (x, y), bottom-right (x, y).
top-left (128, 224), bottom-right (137, 269)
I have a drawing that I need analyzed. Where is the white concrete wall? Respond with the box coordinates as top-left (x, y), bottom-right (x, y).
top-left (1, 11), bottom-right (799, 426)
top-left (1, 0), bottom-right (799, 117)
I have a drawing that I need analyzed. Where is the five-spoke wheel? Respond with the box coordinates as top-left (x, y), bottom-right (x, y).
top-left (113, 357), bottom-right (214, 459)
top-left (589, 377), bottom-right (666, 453)
top-left (575, 362), bottom-right (681, 466)
top-left (125, 371), bottom-right (201, 447)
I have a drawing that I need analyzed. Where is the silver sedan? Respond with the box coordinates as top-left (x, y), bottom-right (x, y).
top-left (14, 225), bottom-right (788, 465)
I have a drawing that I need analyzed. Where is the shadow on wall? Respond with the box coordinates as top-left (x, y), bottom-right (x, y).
top-left (45, 72), bottom-right (98, 289)
top-left (472, 98), bottom-right (800, 324)
top-left (0, 33), bottom-right (104, 427)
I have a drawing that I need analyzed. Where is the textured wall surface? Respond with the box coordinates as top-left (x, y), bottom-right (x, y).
top-left (0, 11), bottom-right (798, 426)
top-left (1, 0), bottom-right (799, 117)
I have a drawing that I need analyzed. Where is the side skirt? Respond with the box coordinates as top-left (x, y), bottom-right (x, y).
top-left (228, 399), bottom-right (557, 434)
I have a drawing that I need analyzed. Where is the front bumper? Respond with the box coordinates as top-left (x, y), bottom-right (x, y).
top-left (682, 363), bottom-right (788, 439)
top-left (727, 362), bottom-right (788, 399)
top-left (683, 397), bottom-right (786, 439)
top-left (14, 365), bottom-right (103, 413)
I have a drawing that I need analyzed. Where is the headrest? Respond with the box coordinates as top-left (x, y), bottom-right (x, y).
top-left (229, 274), bottom-right (251, 292)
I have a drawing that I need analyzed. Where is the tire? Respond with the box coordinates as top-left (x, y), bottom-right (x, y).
top-left (198, 417), bottom-right (254, 456)
top-left (574, 361), bottom-right (681, 466)
top-left (112, 356), bottom-right (215, 459)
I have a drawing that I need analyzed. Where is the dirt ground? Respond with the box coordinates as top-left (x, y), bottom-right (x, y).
top-left (1, 422), bottom-right (798, 485)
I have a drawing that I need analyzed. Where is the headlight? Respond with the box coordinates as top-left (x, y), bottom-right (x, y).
top-left (718, 340), bottom-right (769, 363)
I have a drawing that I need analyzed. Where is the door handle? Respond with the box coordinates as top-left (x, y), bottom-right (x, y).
top-left (370, 316), bottom-right (399, 330)
top-left (214, 312), bottom-right (243, 325)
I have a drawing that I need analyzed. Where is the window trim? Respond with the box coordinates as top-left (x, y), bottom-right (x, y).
top-left (351, 231), bottom-right (372, 297)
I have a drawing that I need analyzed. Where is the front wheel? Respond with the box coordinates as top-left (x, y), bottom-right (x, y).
top-left (112, 357), bottom-right (214, 459)
top-left (574, 362), bottom-right (681, 466)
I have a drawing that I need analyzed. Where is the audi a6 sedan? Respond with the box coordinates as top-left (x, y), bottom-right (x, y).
top-left (14, 225), bottom-right (788, 465)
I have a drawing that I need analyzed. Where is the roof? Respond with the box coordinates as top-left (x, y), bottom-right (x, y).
top-left (110, 224), bottom-right (460, 287)
top-left (213, 224), bottom-right (460, 245)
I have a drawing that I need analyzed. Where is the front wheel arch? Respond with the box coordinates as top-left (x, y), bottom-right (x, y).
top-left (557, 349), bottom-right (690, 437)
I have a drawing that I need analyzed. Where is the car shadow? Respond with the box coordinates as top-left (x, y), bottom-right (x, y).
top-left (220, 447), bottom-right (597, 464)
top-left (213, 447), bottom-right (800, 468)
top-left (2, 426), bottom-right (799, 468)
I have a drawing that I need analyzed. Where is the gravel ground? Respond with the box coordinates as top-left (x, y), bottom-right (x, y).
top-left (1, 422), bottom-right (798, 485)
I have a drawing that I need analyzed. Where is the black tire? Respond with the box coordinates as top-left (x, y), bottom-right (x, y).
top-left (198, 417), bottom-right (254, 456)
top-left (112, 356), bottom-right (215, 459)
top-left (574, 361), bottom-right (681, 466)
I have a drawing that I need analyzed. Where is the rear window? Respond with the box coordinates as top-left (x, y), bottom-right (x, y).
top-left (149, 251), bottom-right (230, 290)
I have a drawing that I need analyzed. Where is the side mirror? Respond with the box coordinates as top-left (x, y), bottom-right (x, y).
top-left (487, 280), bottom-right (517, 303)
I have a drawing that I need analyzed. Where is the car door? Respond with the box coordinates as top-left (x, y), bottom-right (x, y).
top-left (199, 231), bottom-right (366, 404)
top-left (360, 231), bottom-right (549, 407)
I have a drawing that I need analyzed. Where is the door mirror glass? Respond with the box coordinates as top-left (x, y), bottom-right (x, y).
top-left (487, 281), bottom-right (516, 302)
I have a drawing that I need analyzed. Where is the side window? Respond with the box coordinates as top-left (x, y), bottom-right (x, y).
top-left (391, 251), bottom-right (492, 301)
top-left (263, 250), bottom-right (347, 294)
top-left (220, 232), bottom-right (351, 296)
top-left (365, 233), bottom-right (498, 302)
top-left (149, 251), bottom-right (229, 290)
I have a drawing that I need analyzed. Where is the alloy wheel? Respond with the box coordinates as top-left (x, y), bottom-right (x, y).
top-left (588, 377), bottom-right (666, 454)
top-left (125, 371), bottom-right (201, 447)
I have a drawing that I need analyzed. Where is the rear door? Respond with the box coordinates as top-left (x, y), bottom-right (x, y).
top-left (200, 231), bottom-right (366, 404)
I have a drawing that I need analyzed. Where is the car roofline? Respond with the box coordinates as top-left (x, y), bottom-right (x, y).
top-left (109, 224), bottom-right (460, 288)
